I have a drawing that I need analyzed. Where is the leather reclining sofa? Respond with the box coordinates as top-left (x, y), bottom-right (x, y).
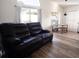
top-left (0, 22), bottom-right (53, 57)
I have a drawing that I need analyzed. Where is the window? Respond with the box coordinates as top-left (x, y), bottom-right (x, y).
top-left (20, 8), bottom-right (40, 23)
top-left (30, 9), bottom-right (38, 22)
top-left (17, 0), bottom-right (41, 23)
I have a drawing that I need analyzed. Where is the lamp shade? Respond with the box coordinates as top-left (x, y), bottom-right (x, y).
top-left (64, 13), bottom-right (67, 16)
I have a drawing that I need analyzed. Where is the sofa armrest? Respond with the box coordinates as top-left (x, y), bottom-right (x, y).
top-left (41, 30), bottom-right (50, 33)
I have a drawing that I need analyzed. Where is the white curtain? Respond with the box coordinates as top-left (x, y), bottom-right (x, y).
top-left (66, 11), bottom-right (79, 32)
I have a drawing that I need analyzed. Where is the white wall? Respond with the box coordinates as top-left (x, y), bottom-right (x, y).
top-left (0, 0), bottom-right (17, 23)
top-left (0, 0), bottom-right (52, 29)
top-left (58, 6), bottom-right (65, 25)
top-left (0, 0), bottom-right (52, 28)
top-left (39, 0), bottom-right (52, 29)
top-left (0, 0), bottom-right (64, 31)
top-left (40, 0), bottom-right (64, 29)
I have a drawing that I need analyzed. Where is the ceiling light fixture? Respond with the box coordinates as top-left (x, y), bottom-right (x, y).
top-left (65, 0), bottom-right (68, 2)
top-left (64, 13), bottom-right (67, 16)
top-left (64, 0), bottom-right (68, 16)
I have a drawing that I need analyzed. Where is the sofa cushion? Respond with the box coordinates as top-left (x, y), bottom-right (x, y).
top-left (1, 23), bottom-right (30, 38)
top-left (12, 24), bottom-right (30, 38)
top-left (5, 37), bottom-right (22, 46)
top-left (0, 23), bottom-right (15, 37)
top-left (17, 35), bottom-right (42, 49)
top-left (27, 22), bottom-right (42, 35)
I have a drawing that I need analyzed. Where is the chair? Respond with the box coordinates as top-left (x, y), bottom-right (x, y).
top-left (58, 25), bottom-right (68, 33)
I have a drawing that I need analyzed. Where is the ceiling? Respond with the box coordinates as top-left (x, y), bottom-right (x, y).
top-left (52, 0), bottom-right (79, 6)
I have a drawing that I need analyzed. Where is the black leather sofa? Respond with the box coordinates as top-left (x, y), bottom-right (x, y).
top-left (0, 22), bottom-right (53, 57)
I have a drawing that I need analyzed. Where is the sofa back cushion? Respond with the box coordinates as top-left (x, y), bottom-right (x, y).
top-left (0, 23), bottom-right (31, 48)
top-left (13, 24), bottom-right (30, 38)
top-left (0, 23), bottom-right (15, 37)
top-left (0, 23), bottom-right (30, 38)
top-left (27, 22), bottom-right (42, 35)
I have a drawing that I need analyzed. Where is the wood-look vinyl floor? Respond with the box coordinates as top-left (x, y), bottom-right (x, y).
top-left (31, 32), bottom-right (79, 58)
